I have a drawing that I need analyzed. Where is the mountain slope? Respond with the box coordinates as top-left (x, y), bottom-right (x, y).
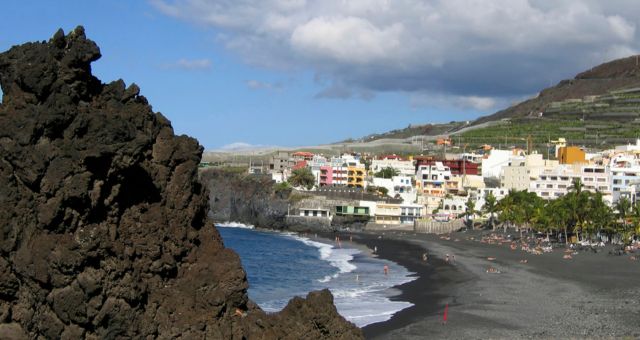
top-left (473, 55), bottom-right (640, 125)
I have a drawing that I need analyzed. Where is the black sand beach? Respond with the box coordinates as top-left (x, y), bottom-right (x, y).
top-left (335, 230), bottom-right (640, 339)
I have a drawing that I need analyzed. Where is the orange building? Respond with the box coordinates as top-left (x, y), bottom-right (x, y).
top-left (558, 146), bottom-right (586, 164)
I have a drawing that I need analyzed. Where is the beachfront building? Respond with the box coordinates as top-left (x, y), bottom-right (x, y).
top-left (373, 203), bottom-right (424, 224)
top-left (371, 175), bottom-right (417, 203)
top-left (532, 164), bottom-right (612, 203)
top-left (400, 203), bottom-right (424, 224)
top-left (370, 156), bottom-right (415, 177)
top-left (374, 203), bottom-right (402, 224)
top-left (335, 205), bottom-right (371, 219)
top-left (610, 153), bottom-right (640, 203)
top-left (297, 207), bottom-right (331, 218)
top-left (501, 153), bottom-right (560, 191)
top-left (417, 195), bottom-right (444, 216)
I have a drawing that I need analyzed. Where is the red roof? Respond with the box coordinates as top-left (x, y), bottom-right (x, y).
top-left (380, 154), bottom-right (401, 160)
top-left (292, 160), bottom-right (308, 170)
top-left (292, 151), bottom-right (314, 157)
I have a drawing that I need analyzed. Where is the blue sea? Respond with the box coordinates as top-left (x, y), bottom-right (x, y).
top-left (217, 223), bottom-right (416, 327)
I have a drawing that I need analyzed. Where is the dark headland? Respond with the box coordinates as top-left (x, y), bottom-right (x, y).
top-left (0, 27), bottom-right (362, 339)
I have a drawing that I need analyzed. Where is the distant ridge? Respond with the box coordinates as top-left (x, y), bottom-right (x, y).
top-left (473, 55), bottom-right (640, 125)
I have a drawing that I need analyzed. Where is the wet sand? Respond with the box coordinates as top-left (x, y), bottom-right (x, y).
top-left (336, 229), bottom-right (640, 339)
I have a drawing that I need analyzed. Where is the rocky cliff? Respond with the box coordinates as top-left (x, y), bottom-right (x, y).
top-left (201, 169), bottom-right (290, 230)
top-left (0, 27), bottom-right (362, 339)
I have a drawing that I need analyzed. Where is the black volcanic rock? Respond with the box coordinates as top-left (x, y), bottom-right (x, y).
top-left (0, 27), bottom-right (362, 339)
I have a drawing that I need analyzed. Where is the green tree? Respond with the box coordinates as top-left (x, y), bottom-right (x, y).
top-left (482, 192), bottom-right (499, 230)
top-left (463, 197), bottom-right (478, 230)
top-left (497, 190), bottom-right (518, 232)
top-left (374, 166), bottom-right (399, 178)
top-left (288, 167), bottom-right (316, 190)
top-left (615, 197), bottom-right (632, 244)
top-left (583, 192), bottom-right (612, 242)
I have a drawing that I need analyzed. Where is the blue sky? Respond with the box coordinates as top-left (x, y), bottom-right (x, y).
top-left (1, 1), bottom-right (639, 150)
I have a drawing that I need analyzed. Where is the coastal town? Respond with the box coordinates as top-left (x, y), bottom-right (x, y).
top-left (202, 137), bottom-right (640, 246)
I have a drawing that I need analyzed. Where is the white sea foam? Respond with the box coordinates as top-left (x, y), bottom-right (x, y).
top-left (286, 235), bottom-right (357, 281)
top-left (282, 233), bottom-right (417, 327)
top-left (216, 222), bottom-right (254, 229)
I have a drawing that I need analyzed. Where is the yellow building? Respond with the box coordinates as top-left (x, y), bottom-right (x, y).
top-left (347, 166), bottom-right (365, 188)
top-left (558, 146), bottom-right (586, 164)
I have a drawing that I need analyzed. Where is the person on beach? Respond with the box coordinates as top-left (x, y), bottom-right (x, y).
top-left (451, 255), bottom-right (455, 264)
top-left (374, 246), bottom-right (377, 253)
top-left (422, 252), bottom-right (428, 262)
top-left (383, 265), bottom-right (389, 275)
top-left (445, 254), bottom-right (450, 263)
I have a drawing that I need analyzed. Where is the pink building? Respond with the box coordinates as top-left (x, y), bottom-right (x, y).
top-left (319, 166), bottom-right (348, 186)
top-left (320, 166), bottom-right (333, 186)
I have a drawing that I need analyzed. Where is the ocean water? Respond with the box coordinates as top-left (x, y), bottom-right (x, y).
top-left (217, 223), bottom-right (416, 327)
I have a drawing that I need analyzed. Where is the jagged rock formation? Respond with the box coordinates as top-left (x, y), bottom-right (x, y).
top-left (474, 55), bottom-right (640, 124)
top-left (0, 27), bottom-right (362, 339)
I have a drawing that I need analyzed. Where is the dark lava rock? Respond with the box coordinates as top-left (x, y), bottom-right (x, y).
top-left (201, 169), bottom-right (290, 230)
top-left (0, 27), bottom-right (362, 339)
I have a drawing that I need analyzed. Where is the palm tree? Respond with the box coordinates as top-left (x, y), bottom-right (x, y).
top-left (615, 197), bottom-right (632, 244)
top-left (483, 192), bottom-right (498, 230)
top-left (570, 178), bottom-right (584, 195)
top-left (462, 197), bottom-right (477, 230)
top-left (497, 190), bottom-right (517, 232)
top-left (584, 192), bottom-right (612, 242)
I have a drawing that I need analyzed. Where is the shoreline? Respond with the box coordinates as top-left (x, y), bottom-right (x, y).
top-left (333, 229), bottom-right (640, 339)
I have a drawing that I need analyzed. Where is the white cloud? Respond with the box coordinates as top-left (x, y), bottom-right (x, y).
top-left (246, 79), bottom-right (282, 91)
top-left (410, 93), bottom-right (502, 112)
top-left (217, 142), bottom-right (276, 151)
top-left (161, 58), bottom-right (212, 70)
top-left (152, 0), bottom-right (640, 106)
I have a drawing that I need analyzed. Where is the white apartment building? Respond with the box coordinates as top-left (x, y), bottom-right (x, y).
top-left (532, 164), bottom-right (612, 204)
top-left (610, 153), bottom-right (640, 203)
top-left (370, 158), bottom-right (415, 177)
top-left (501, 153), bottom-right (559, 191)
top-left (482, 149), bottom-right (525, 179)
top-left (416, 162), bottom-right (456, 197)
top-left (371, 175), bottom-right (417, 203)
top-left (374, 203), bottom-right (424, 224)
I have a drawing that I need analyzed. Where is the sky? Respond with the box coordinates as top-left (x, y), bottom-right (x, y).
top-left (1, 1), bottom-right (639, 151)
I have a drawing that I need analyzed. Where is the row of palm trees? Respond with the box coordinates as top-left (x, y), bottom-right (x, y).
top-left (463, 179), bottom-right (640, 245)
